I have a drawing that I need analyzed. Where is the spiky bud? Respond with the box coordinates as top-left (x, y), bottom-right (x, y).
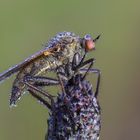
top-left (46, 74), bottom-right (101, 140)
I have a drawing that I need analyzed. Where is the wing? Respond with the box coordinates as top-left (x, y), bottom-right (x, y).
top-left (0, 31), bottom-right (76, 83)
top-left (0, 48), bottom-right (48, 83)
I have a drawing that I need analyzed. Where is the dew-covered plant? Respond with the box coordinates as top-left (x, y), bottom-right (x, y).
top-left (46, 73), bottom-right (101, 140)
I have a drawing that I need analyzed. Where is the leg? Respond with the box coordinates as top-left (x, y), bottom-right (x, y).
top-left (22, 68), bottom-right (58, 108)
top-left (74, 58), bottom-right (95, 70)
top-left (24, 81), bottom-right (55, 109)
top-left (72, 54), bottom-right (99, 96)
top-left (80, 68), bottom-right (101, 98)
top-left (56, 72), bottom-right (76, 128)
top-left (72, 52), bottom-right (87, 71)
top-left (23, 77), bottom-right (55, 108)
top-left (81, 59), bottom-right (94, 80)
top-left (24, 75), bottom-right (59, 86)
top-left (72, 52), bottom-right (81, 70)
top-left (56, 66), bottom-right (71, 94)
top-left (76, 52), bottom-right (87, 68)
top-left (57, 72), bottom-right (67, 94)
top-left (24, 81), bottom-right (54, 99)
top-left (73, 58), bottom-right (96, 80)
top-left (28, 89), bottom-right (52, 110)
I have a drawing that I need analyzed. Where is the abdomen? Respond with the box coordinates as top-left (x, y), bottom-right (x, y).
top-left (10, 56), bottom-right (62, 106)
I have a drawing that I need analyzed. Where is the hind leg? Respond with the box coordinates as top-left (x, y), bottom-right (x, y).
top-left (24, 75), bottom-right (59, 86)
top-left (22, 75), bottom-right (60, 108)
top-left (10, 75), bottom-right (59, 107)
top-left (28, 88), bottom-right (52, 109)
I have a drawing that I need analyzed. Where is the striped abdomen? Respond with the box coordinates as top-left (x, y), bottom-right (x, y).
top-left (10, 55), bottom-right (62, 106)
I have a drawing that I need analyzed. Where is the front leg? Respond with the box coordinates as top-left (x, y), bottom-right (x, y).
top-left (73, 58), bottom-right (96, 79)
top-left (72, 57), bottom-right (100, 98)
top-left (80, 68), bottom-right (101, 98)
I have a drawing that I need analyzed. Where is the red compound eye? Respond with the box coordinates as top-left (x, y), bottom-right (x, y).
top-left (85, 39), bottom-right (95, 51)
top-left (84, 34), bottom-right (95, 51)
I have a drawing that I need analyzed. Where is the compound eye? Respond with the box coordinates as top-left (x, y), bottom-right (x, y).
top-left (84, 34), bottom-right (95, 51)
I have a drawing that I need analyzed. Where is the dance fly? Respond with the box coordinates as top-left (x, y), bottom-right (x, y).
top-left (0, 31), bottom-right (100, 106)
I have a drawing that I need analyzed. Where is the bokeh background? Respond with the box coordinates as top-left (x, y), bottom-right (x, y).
top-left (0, 0), bottom-right (140, 140)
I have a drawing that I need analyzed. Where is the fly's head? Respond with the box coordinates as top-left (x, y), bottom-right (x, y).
top-left (80, 34), bottom-right (101, 52)
top-left (69, 34), bottom-right (101, 63)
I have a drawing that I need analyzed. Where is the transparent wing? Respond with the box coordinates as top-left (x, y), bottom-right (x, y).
top-left (0, 48), bottom-right (47, 83)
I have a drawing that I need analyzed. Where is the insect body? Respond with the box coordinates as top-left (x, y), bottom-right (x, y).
top-left (0, 32), bottom-right (100, 106)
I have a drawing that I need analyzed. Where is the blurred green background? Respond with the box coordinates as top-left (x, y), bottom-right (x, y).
top-left (0, 0), bottom-right (140, 140)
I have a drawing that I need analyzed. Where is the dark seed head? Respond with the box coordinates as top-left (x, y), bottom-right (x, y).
top-left (46, 74), bottom-right (101, 140)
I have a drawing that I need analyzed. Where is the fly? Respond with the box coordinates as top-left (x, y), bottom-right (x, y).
top-left (0, 31), bottom-right (100, 106)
